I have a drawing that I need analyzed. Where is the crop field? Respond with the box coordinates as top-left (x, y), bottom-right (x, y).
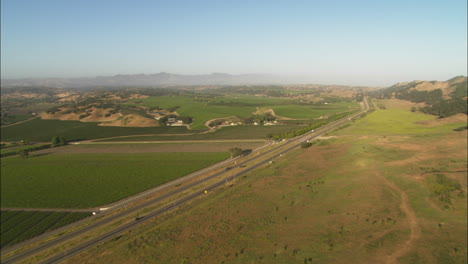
top-left (269, 102), bottom-right (358, 119)
top-left (0, 118), bottom-right (190, 142)
top-left (98, 125), bottom-right (302, 141)
top-left (0, 152), bottom-right (230, 209)
top-left (1, 211), bottom-right (91, 248)
top-left (34, 141), bottom-right (267, 154)
top-left (1, 114), bottom-right (34, 125)
top-left (65, 100), bottom-right (466, 264)
top-left (130, 95), bottom-right (357, 129)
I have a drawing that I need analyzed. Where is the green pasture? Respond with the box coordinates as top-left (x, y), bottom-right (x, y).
top-left (0, 152), bottom-right (229, 209)
top-left (270, 102), bottom-right (358, 119)
top-left (333, 108), bottom-right (466, 136)
top-left (130, 95), bottom-right (358, 129)
top-left (0, 118), bottom-right (190, 142)
top-left (1, 211), bottom-right (91, 248)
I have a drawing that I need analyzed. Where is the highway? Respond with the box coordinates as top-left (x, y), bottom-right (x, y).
top-left (2, 97), bottom-right (372, 264)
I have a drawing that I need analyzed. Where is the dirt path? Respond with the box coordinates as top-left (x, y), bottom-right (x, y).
top-left (381, 176), bottom-right (421, 264)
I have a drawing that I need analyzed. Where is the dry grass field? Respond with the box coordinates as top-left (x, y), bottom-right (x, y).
top-left (61, 99), bottom-right (467, 264)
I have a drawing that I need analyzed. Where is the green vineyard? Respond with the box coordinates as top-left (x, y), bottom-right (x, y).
top-left (0, 211), bottom-right (91, 248)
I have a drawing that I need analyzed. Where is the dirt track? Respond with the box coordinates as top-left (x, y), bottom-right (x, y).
top-left (382, 176), bottom-right (421, 264)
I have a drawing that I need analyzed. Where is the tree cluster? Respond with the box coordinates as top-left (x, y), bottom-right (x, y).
top-left (159, 115), bottom-right (192, 125)
top-left (418, 98), bottom-right (467, 117)
top-left (51, 136), bottom-right (67, 147)
top-left (229, 147), bottom-right (244, 158)
top-left (395, 89), bottom-right (443, 104)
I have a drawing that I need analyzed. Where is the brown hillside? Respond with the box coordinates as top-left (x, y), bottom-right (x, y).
top-left (415, 113), bottom-right (467, 127)
top-left (80, 108), bottom-right (121, 122)
top-left (394, 76), bottom-right (467, 99)
top-left (99, 114), bottom-right (159, 127)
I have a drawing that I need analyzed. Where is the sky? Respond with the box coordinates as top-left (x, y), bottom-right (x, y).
top-left (1, 0), bottom-right (467, 86)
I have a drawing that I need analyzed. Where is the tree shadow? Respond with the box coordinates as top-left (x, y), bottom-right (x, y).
top-left (31, 153), bottom-right (52, 158)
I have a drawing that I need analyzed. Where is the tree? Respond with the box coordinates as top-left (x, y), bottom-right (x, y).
top-left (51, 136), bottom-right (60, 147)
top-left (267, 133), bottom-right (273, 143)
top-left (229, 147), bottom-right (243, 158)
top-left (59, 137), bottom-right (67, 146)
top-left (51, 136), bottom-right (67, 147)
top-left (19, 149), bottom-right (29, 159)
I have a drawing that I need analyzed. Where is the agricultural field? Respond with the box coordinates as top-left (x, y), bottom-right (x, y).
top-left (1, 211), bottom-right (91, 248)
top-left (0, 152), bottom-right (230, 209)
top-left (0, 114), bottom-right (35, 126)
top-left (33, 141), bottom-right (267, 154)
top-left (268, 102), bottom-right (357, 119)
top-left (97, 125), bottom-right (302, 141)
top-left (64, 99), bottom-right (466, 264)
top-left (97, 109), bottom-right (358, 142)
top-left (0, 118), bottom-right (190, 142)
top-left (129, 95), bottom-right (358, 129)
top-left (1, 98), bottom-right (358, 142)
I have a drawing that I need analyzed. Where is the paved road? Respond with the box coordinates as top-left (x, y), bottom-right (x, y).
top-left (2, 97), bottom-right (372, 264)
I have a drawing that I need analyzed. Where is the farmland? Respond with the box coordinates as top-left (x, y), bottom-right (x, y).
top-left (0, 114), bottom-right (34, 126)
top-left (0, 100), bottom-right (358, 142)
top-left (0, 152), bottom-right (230, 209)
top-left (268, 102), bottom-right (357, 119)
top-left (0, 211), bottom-right (91, 248)
top-left (0, 118), bottom-right (190, 142)
top-left (97, 125), bottom-right (302, 141)
top-left (34, 141), bottom-right (267, 154)
top-left (129, 95), bottom-right (358, 129)
top-left (63, 99), bottom-right (467, 264)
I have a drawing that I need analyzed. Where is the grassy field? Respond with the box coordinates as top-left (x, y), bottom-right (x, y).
top-left (0, 152), bottom-right (230, 209)
top-left (269, 102), bottom-right (358, 119)
top-left (1, 211), bottom-right (91, 248)
top-left (0, 118), bottom-right (190, 142)
top-left (333, 99), bottom-right (466, 136)
top-left (334, 109), bottom-right (464, 135)
top-left (130, 95), bottom-right (358, 129)
top-left (64, 99), bottom-right (466, 264)
top-left (34, 141), bottom-right (267, 154)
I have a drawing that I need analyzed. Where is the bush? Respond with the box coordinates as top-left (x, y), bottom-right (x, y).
top-left (453, 126), bottom-right (467, 131)
top-left (18, 149), bottom-right (29, 159)
top-left (229, 147), bottom-right (243, 158)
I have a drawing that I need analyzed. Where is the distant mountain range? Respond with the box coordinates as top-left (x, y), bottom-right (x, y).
top-left (0, 72), bottom-right (303, 88)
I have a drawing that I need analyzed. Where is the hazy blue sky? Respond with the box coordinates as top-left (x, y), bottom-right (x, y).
top-left (1, 0), bottom-right (466, 85)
